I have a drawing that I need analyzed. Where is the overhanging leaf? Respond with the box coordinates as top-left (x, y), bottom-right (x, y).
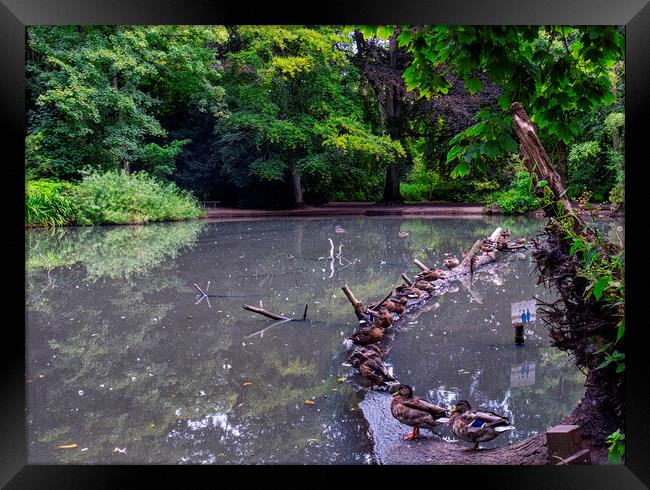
top-left (450, 161), bottom-right (470, 179)
top-left (592, 276), bottom-right (611, 301)
top-left (464, 76), bottom-right (483, 94)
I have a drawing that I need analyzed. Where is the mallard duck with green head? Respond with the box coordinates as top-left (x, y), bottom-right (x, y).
top-left (449, 400), bottom-right (515, 451)
top-left (391, 384), bottom-right (449, 440)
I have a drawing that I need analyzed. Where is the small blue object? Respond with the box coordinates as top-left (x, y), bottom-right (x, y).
top-left (471, 419), bottom-right (486, 428)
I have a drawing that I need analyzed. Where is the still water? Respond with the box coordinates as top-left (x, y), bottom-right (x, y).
top-left (26, 216), bottom-right (585, 464)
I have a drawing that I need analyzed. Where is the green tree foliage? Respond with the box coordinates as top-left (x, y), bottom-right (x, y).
top-left (26, 26), bottom-right (224, 179)
top-left (394, 26), bottom-right (624, 180)
top-left (214, 26), bottom-right (403, 205)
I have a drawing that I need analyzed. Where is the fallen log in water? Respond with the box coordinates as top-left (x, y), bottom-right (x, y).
top-left (341, 226), bottom-right (526, 388)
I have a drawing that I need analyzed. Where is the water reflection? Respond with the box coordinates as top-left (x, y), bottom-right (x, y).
top-left (26, 217), bottom-right (584, 463)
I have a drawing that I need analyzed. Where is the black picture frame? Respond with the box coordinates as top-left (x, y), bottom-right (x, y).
top-left (3, 1), bottom-right (649, 487)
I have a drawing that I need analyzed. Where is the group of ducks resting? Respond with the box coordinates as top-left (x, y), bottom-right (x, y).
top-left (344, 253), bottom-right (515, 451)
top-left (349, 343), bottom-right (514, 451)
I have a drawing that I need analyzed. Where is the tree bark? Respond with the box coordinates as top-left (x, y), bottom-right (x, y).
top-left (289, 164), bottom-right (304, 207)
top-left (555, 141), bottom-right (568, 188)
top-left (112, 72), bottom-right (129, 173)
top-left (381, 33), bottom-right (405, 204)
top-left (382, 163), bottom-right (403, 203)
top-left (612, 130), bottom-right (621, 154)
top-left (509, 102), bottom-right (574, 219)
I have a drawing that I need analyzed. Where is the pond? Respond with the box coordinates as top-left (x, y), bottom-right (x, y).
top-left (25, 216), bottom-right (586, 464)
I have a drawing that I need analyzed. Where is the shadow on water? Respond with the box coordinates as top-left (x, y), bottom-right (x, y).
top-left (25, 216), bottom-right (585, 464)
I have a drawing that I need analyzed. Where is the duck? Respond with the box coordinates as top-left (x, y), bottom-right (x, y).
top-left (386, 300), bottom-right (405, 314)
top-left (419, 268), bottom-right (446, 281)
top-left (443, 257), bottom-right (460, 269)
top-left (348, 344), bottom-right (386, 366)
top-left (391, 384), bottom-right (449, 440)
top-left (414, 280), bottom-right (435, 293)
top-left (358, 356), bottom-right (396, 389)
top-left (348, 324), bottom-right (383, 346)
top-left (376, 308), bottom-right (394, 329)
top-left (448, 400), bottom-right (515, 451)
top-left (398, 286), bottom-right (422, 298)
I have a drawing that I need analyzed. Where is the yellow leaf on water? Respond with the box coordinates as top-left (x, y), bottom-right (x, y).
top-left (336, 377), bottom-right (345, 382)
top-left (243, 381), bottom-right (253, 386)
top-left (57, 444), bottom-right (78, 449)
top-left (304, 399), bottom-right (315, 405)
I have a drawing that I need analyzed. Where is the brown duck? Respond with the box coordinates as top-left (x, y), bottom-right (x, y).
top-left (449, 400), bottom-right (515, 450)
top-left (383, 299), bottom-right (405, 314)
top-left (348, 344), bottom-right (385, 365)
top-left (414, 280), bottom-right (435, 293)
top-left (419, 269), bottom-right (446, 281)
top-left (384, 300), bottom-right (404, 315)
top-left (358, 356), bottom-right (396, 389)
top-left (348, 324), bottom-right (383, 346)
top-left (443, 257), bottom-right (460, 269)
top-left (376, 308), bottom-right (394, 329)
top-left (391, 384), bottom-right (449, 440)
top-left (399, 286), bottom-right (422, 298)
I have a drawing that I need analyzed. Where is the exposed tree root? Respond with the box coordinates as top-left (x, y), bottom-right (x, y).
top-left (531, 222), bottom-right (624, 445)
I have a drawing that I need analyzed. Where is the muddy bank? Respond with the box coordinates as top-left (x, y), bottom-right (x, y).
top-left (206, 202), bottom-right (488, 219)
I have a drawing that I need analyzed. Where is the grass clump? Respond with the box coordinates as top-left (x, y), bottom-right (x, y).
top-left (25, 180), bottom-right (75, 226)
top-left (26, 170), bottom-right (205, 226)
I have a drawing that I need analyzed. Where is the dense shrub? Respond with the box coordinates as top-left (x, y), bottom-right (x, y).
top-left (72, 170), bottom-right (204, 225)
top-left (26, 171), bottom-right (204, 226)
top-left (25, 180), bottom-right (75, 226)
top-left (566, 141), bottom-right (614, 202)
top-left (487, 171), bottom-right (540, 214)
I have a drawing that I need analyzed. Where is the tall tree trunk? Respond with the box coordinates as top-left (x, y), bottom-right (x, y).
top-left (112, 73), bottom-right (129, 173)
top-left (555, 141), bottom-right (568, 188)
top-left (290, 164), bottom-right (304, 208)
top-left (612, 130), bottom-right (621, 154)
top-left (381, 33), bottom-right (404, 204)
top-left (382, 164), bottom-right (402, 203)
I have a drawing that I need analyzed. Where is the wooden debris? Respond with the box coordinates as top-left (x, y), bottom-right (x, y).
top-left (242, 304), bottom-right (289, 321)
top-left (554, 448), bottom-right (591, 465)
top-left (413, 258), bottom-right (430, 271)
top-left (341, 284), bottom-right (366, 320)
top-left (401, 273), bottom-right (413, 286)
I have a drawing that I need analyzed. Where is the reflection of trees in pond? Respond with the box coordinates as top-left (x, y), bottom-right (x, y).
top-left (26, 221), bottom-right (205, 281)
top-left (28, 266), bottom-right (370, 463)
top-left (399, 216), bottom-right (546, 264)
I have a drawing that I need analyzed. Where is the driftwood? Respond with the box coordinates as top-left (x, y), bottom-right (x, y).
top-left (242, 302), bottom-right (311, 338)
top-left (401, 273), bottom-right (413, 286)
top-left (341, 284), bottom-right (367, 320)
top-left (242, 304), bottom-right (289, 321)
top-left (413, 259), bottom-right (430, 271)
